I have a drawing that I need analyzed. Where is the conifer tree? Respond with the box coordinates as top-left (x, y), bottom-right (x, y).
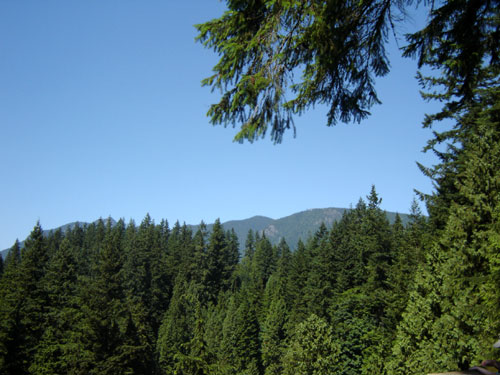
top-left (192, 222), bottom-right (209, 286)
top-left (282, 314), bottom-right (340, 375)
top-left (30, 238), bottom-right (79, 375)
top-left (205, 219), bottom-right (229, 302)
top-left (157, 280), bottom-right (197, 374)
top-left (13, 223), bottom-right (49, 373)
top-left (203, 294), bottom-right (229, 373)
top-left (251, 235), bottom-right (276, 290)
top-left (303, 224), bottom-right (335, 319)
top-left (220, 290), bottom-right (262, 375)
top-left (122, 215), bottom-right (164, 374)
top-left (273, 238), bottom-right (292, 308)
top-left (0, 241), bottom-right (23, 374)
top-left (72, 220), bottom-right (146, 375)
top-left (329, 201), bottom-right (367, 292)
top-left (173, 303), bottom-right (216, 375)
top-left (224, 229), bottom-right (240, 289)
top-left (197, 0), bottom-right (499, 144)
top-left (235, 230), bottom-right (259, 291)
top-left (388, 88), bottom-right (500, 374)
top-left (286, 239), bottom-right (309, 330)
top-left (244, 230), bottom-right (256, 260)
top-left (261, 296), bottom-right (288, 375)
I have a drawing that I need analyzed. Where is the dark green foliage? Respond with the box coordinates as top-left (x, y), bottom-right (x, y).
top-left (382, 0), bottom-right (500, 368)
top-left (282, 314), bottom-right (340, 375)
top-left (203, 296), bottom-right (229, 373)
top-left (388, 87), bottom-right (500, 375)
top-left (244, 229), bottom-right (256, 260)
top-left (30, 238), bottom-right (79, 375)
top-left (261, 295), bottom-right (288, 375)
top-left (251, 235), bottom-right (276, 289)
top-left (286, 239), bottom-right (309, 329)
top-left (197, 0), bottom-right (499, 144)
top-left (404, 0), bottom-right (500, 122)
top-left (204, 219), bottom-right (231, 302)
top-left (196, 0), bottom-right (402, 142)
top-left (0, 176), bottom-right (495, 375)
top-left (157, 280), bottom-right (197, 374)
top-left (302, 224), bottom-right (335, 319)
top-left (173, 305), bottom-right (215, 375)
top-left (70, 221), bottom-right (147, 375)
top-left (221, 290), bottom-right (262, 375)
top-left (2, 0), bottom-right (498, 373)
top-left (0, 241), bottom-right (24, 374)
top-left (13, 223), bottom-right (49, 373)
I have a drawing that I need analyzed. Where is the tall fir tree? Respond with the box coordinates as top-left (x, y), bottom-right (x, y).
top-left (14, 223), bottom-right (49, 374)
top-left (282, 314), bottom-right (340, 375)
top-left (0, 240), bottom-right (24, 375)
top-left (29, 238), bottom-right (79, 375)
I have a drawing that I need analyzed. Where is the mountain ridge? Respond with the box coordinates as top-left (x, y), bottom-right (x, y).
top-left (1, 208), bottom-right (410, 258)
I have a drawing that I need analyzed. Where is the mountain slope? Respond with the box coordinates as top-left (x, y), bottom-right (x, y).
top-left (1, 208), bottom-right (409, 257)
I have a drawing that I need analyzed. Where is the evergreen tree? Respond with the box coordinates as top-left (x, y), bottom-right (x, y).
top-left (251, 235), bottom-right (276, 290)
top-left (244, 230), bottom-right (256, 260)
top-left (234, 231), bottom-right (254, 290)
top-left (329, 201), bottom-right (367, 292)
top-left (303, 224), bottom-right (335, 319)
top-left (30, 238), bottom-right (79, 375)
top-left (205, 219), bottom-right (229, 302)
top-left (220, 290), bottom-right (262, 375)
top-left (173, 304), bottom-right (216, 375)
top-left (387, 202), bottom-right (428, 327)
top-left (203, 295), bottom-right (229, 373)
top-left (388, 88), bottom-right (500, 374)
top-left (122, 214), bottom-right (163, 374)
top-left (13, 223), bottom-right (49, 373)
top-left (282, 314), bottom-right (340, 375)
top-left (73, 221), bottom-right (146, 375)
top-left (286, 239), bottom-right (309, 329)
top-left (196, 0), bottom-right (499, 143)
top-left (261, 296), bottom-right (288, 375)
top-left (157, 280), bottom-right (197, 374)
top-left (224, 229), bottom-right (240, 290)
top-left (196, 0), bottom-right (401, 142)
top-left (0, 241), bottom-right (23, 375)
top-left (192, 222), bottom-right (209, 287)
top-left (329, 288), bottom-right (381, 375)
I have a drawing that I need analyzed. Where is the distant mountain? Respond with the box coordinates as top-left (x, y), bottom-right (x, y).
top-left (191, 208), bottom-right (348, 251)
top-left (0, 218), bottom-right (117, 259)
top-left (1, 209), bottom-right (409, 258)
top-left (194, 207), bottom-right (409, 250)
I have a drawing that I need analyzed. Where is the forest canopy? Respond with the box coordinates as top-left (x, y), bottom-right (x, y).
top-left (0, 189), bottom-right (434, 375)
top-left (0, 0), bottom-right (499, 374)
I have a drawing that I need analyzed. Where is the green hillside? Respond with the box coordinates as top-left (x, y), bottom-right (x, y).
top-left (200, 207), bottom-right (409, 251)
top-left (1, 208), bottom-right (409, 257)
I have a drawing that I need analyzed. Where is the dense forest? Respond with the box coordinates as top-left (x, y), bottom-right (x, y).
top-left (1, 0), bottom-right (500, 373)
top-left (1, 149), bottom-right (500, 375)
top-left (0, 187), bottom-right (423, 375)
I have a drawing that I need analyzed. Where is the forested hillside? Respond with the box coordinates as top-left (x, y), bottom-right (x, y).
top-left (1, 163), bottom-right (499, 375)
top-left (1, 207), bottom-right (410, 258)
top-left (0, 187), bottom-right (429, 375)
top-left (1, 0), bottom-right (499, 373)
top-left (193, 0), bottom-right (500, 372)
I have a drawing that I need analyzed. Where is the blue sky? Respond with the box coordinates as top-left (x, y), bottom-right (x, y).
top-left (0, 1), bottom-right (441, 250)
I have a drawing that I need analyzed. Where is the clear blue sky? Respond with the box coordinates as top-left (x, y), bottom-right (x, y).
top-left (0, 1), bottom-right (441, 250)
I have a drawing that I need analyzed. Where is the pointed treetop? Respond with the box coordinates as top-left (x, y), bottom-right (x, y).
top-left (141, 213), bottom-right (152, 227)
top-left (367, 185), bottom-right (382, 209)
